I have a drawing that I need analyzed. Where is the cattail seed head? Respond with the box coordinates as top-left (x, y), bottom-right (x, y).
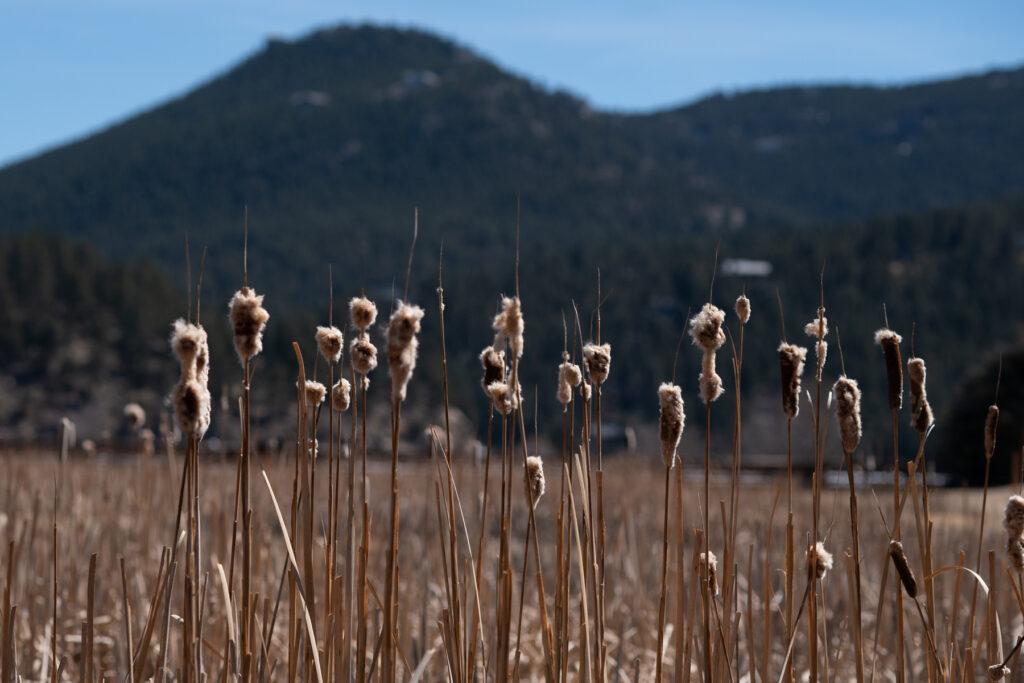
top-left (689, 303), bottom-right (726, 352)
top-left (985, 404), bottom-right (1000, 459)
top-left (1007, 537), bottom-right (1024, 571)
top-left (525, 455), bottom-right (545, 507)
top-left (304, 380), bottom-right (327, 408)
top-left (580, 382), bottom-right (592, 402)
top-left (875, 329), bottom-right (904, 411)
top-left (387, 302), bottom-right (424, 403)
top-left (124, 403), bottom-right (146, 431)
top-left (315, 326), bottom-right (344, 364)
top-left (907, 358), bottom-right (934, 434)
top-left (734, 295), bottom-right (751, 325)
top-left (228, 287), bottom-right (270, 364)
top-left (988, 665), bottom-right (1010, 681)
top-left (349, 296), bottom-right (378, 332)
top-left (806, 541), bottom-right (833, 579)
top-left (583, 343), bottom-right (611, 385)
top-left (699, 352), bottom-right (724, 404)
top-left (174, 379), bottom-right (211, 439)
top-left (171, 319), bottom-right (209, 382)
top-left (833, 376), bottom-right (863, 454)
top-left (332, 377), bottom-right (352, 412)
top-left (557, 359), bottom-right (583, 407)
top-left (700, 551), bottom-right (719, 596)
top-left (350, 333), bottom-right (378, 376)
top-left (889, 540), bottom-right (918, 598)
top-left (778, 343), bottom-right (807, 418)
top-left (1004, 495), bottom-right (1024, 538)
top-left (492, 296), bottom-right (525, 359)
top-left (658, 382), bottom-right (685, 468)
top-left (480, 346), bottom-right (506, 392)
top-left (487, 381), bottom-right (518, 416)
top-left (804, 308), bottom-right (828, 381)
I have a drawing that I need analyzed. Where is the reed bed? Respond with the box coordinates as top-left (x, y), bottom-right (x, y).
top-left (0, 231), bottom-right (1020, 683)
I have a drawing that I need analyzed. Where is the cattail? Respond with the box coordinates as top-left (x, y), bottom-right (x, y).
top-left (304, 380), bottom-right (327, 408)
top-left (492, 296), bottom-right (525, 358)
top-left (874, 329), bottom-right (903, 411)
top-left (988, 665), bottom-right (1010, 681)
top-left (480, 345), bottom-right (506, 392)
top-left (387, 301), bottom-right (424, 403)
top-left (806, 541), bottom-right (833, 579)
top-left (778, 343), bottom-right (807, 418)
top-left (658, 382), bottom-right (685, 468)
top-left (1007, 537), bottom-right (1024, 571)
top-left (700, 551), bottom-right (719, 596)
top-left (316, 325), bottom-right (344, 364)
top-left (350, 333), bottom-right (378, 376)
top-left (889, 540), bottom-right (917, 598)
top-left (583, 343), bottom-right (611, 385)
top-left (689, 303), bottom-right (726, 352)
top-left (833, 376), bottom-right (863, 454)
top-left (804, 308), bottom-right (828, 381)
top-left (1006, 496), bottom-right (1024, 537)
top-left (487, 381), bottom-right (518, 416)
top-left (907, 358), bottom-right (934, 434)
top-left (171, 319), bottom-right (209, 382)
top-left (580, 382), bottom-right (592, 402)
top-left (174, 379), bottom-right (211, 439)
top-left (734, 295), bottom-right (751, 325)
top-left (985, 404), bottom-right (1000, 459)
top-left (699, 353), bottom-right (724, 404)
top-left (228, 287), bottom-right (270, 364)
top-left (557, 356), bottom-right (582, 407)
top-left (349, 296), bottom-right (378, 332)
top-left (124, 403), bottom-right (146, 431)
top-left (332, 377), bottom-right (352, 412)
top-left (525, 455), bottom-right (545, 507)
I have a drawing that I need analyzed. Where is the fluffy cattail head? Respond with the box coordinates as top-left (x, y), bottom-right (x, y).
top-left (833, 376), bottom-right (863, 454)
top-left (304, 380), bottom-right (327, 408)
top-left (699, 352), bottom-right (724, 404)
top-left (492, 296), bottom-right (525, 358)
top-left (875, 329), bottom-right (904, 411)
top-left (315, 326), bottom-right (344, 364)
top-left (778, 343), bottom-right (807, 418)
top-left (889, 540), bottom-right (917, 598)
top-left (557, 360), bottom-right (583, 407)
top-left (700, 551), bottom-right (719, 595)
top-left (525, 456), bottom-right (545, 507)
top-left (907, 358), bottom-right (934, 434)
top-left (806, 542), bottom-right (833, 580)
top-left (734, 295), bottom-right (751, 325)
top-left (688, 303), bottom-right (726, 352)
top-left (171, 319), bottom-right (209, 381)
top-left (480, 346), bottom-right (506, 392)
top-left (580, 382), bottom-right (592, 402)
top-left (804, 308), bottom-right (829, 381)
top-left (124, 403), bottom-right (146, 431)
top-left (229, 287), bottom-right (270, 364)
top-left (583, 343), bottom-right (611, 385)
top-left (174, 379), bottom-right (211, 439)
top-left (1007, 537), bottom-right (1024, 571)
top-left (1004, 495), bottom-right (1024, 538)
top-left (658, 383), bottom-right (685, 468)
top-left (350, 333), bottom-right (378, 376)
top-left (349, 296), bottom-right (378, 332)
top-left (487, 381), bottom-right (518, 416)
top-left (985, 404), bottom-right (1000, 459)
top-left (332, 377), bottom-right (352, 412)
top-left (387, 302), bottom-right (424, 403)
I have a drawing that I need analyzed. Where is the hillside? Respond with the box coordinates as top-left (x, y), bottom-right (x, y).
top-left (0, 25), bottom-right (1021, 464)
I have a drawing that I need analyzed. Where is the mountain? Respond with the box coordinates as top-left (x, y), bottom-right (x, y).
top-left (0, 24), bottom-right (1022, 464)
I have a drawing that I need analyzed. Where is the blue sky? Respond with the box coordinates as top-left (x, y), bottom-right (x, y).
top-left (1, 1), bottom-right (1021, 166)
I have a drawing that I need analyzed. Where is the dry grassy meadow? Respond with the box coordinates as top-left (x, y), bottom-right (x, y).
top-left (0, 236), bottom-right (1017, 683)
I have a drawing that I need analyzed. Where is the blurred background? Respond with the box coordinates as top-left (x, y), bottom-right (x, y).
top-left (1, 1), bottom-right (1022, 485)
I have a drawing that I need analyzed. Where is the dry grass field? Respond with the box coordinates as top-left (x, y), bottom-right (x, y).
top-left (0, 451), bottom-right (1019, 681)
